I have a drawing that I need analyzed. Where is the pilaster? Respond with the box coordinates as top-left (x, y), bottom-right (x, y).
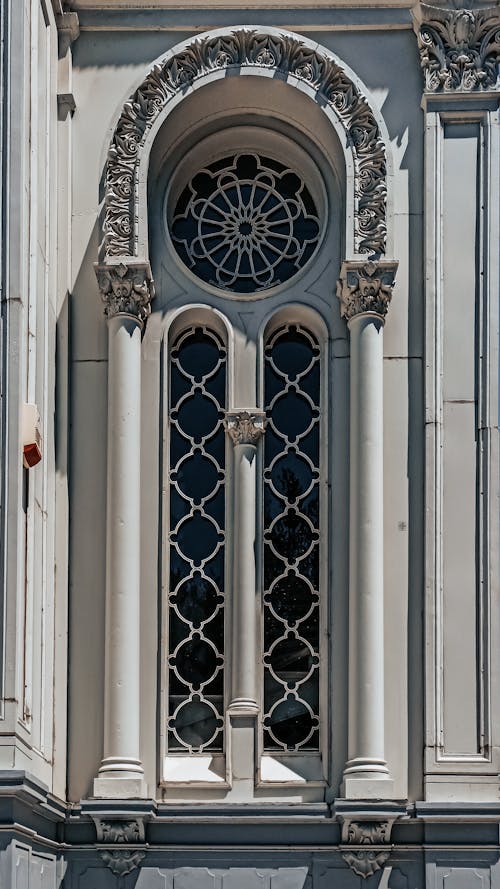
top-left (412, 2), bottom-right (500, 800)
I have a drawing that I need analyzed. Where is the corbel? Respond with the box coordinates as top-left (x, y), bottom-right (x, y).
top-left (335, 803), bottom-right (408, 879)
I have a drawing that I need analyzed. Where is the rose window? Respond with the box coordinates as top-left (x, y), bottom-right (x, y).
top-left (171, 153), bottom-right (321, 294)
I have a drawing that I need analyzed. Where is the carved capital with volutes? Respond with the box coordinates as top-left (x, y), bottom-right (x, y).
top-left (412, 2), bottom-right (500, 92)
top-left (95, 261), bottom-right (155, 325)
top-left (225, 411), bottom-right (266, 446)
top-left (337, 260), bottom-right (398, 323)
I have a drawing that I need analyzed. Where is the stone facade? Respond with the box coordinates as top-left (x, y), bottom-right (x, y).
top-left (1, 0), bottom-right (499, 886)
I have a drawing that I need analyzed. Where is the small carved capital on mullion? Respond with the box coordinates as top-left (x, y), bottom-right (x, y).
top-left (336, 259), bottom-right (398, 322)
top-left (225, 411), bottom-right (267, 446)
top-left (412, 2), bottom-right (500, 93)
top-left (95, 261), bottom-right (155, 325)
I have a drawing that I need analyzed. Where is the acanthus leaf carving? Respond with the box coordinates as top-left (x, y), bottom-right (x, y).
top-left (95, 261), bottom-right (155, 323)
top-left (101, 28), bottom-right (388, 261)
top-left (337, 259), bottom-right (398, 321)
top-left (225, 411), bottom-right (266, 446)
top-left (99, 819), bottom-right (142, 843)
top-left (100, 850), bottom-right (145, 876)
top-left (342, 849), bottom-right (391, 879)
top-left (339, 817), bottom-right (395, 880)
top-left (412, 3), bottom-right (500, 92)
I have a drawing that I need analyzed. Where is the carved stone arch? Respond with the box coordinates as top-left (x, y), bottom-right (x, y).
top-left (100, 26), bottom-right (392, 270)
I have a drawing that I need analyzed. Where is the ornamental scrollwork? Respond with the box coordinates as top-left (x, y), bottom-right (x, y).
top-left (225, 411), bottom-right (266, 446)
top-left (99, 820), bottom-right (142, 843)
top-left (102, 28), bottom-right (388, 260)
top-left (336, 259), bottom-right (398, 321)
top-left (95, 261), bottom-right (155, 323)
top-left (412, 3), bottom-right (500, 92)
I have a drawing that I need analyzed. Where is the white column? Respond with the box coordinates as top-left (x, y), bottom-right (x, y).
top-left (337, 260), bottom-right (397, 799)
top-left (226, 412), bottom-right (266, 713)
top-left (93, 261), bottom-right (153, 798)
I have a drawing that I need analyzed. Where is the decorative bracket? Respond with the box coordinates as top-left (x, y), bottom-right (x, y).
top-left (94, 261), bottom-right (155, 325)
top-left (55, 11), bottom-right (80, 60)
top-left (225, 411), bottom-right (267, 446)
top-left (412, 2), bottom-right (500, 93)
top-left (336, 259), bottom-right (398, 322)
top-left (91, 816), bottom-right (148, 876)
top-left (338, 816), bottom-right (395, 879)
top-left (335, 802), bottom-right (407, 880)
top-left (101, 850), bottom-right (145, 876)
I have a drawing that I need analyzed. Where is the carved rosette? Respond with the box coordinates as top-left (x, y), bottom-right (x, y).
top-left (225, 411), bottom-right (266, 446)
top-left (102, 28), bottom-right (387, 259)
top-left (412, 3), bottom-right (500, 92)
top-left (339, 819), bottom-right (393, 880)
top-left (95, 262), bottom-right (155, 324)
top-left (336, 259), bottom-right (398, 322)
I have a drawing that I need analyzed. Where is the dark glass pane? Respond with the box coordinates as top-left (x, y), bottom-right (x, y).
top-left (168, 326), bottom-right (226, 753)
top-left (263, 323), bottom-right (321, 752)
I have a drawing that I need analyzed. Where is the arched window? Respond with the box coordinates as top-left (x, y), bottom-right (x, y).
top-left (263, 323), bottom-right (321, 753)
top-left (167, 325), bottom-right (227, 754)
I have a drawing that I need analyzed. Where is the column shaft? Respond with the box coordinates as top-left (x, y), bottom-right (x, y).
top-left (231, 442), bottom-right (258, 712)
top-left (343, 313), bottom-right (392, 798)
top-left (94, 314), bottom-right (146, 798)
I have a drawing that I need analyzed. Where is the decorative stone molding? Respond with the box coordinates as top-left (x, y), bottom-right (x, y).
top-left (412, 3), bottom-right (500, 92)
top-left (55, 11), bottom-right (80, 60)
top-left (225, 411), bottom-right (267, 446)
top-left (93, 817), bottom-right (145, 843)
top-left (57, 93), bottom-right (76, 122)
top-left (95, 261), bottom-right (155, 324)
top-left (337, 259), bottom-right (398, 322)
top-left (338, 816), bottom-right (396, 879)
top-left (101, 850), bottom-right (145, 876)
top-left (102, 27), bottom-right (388, 260)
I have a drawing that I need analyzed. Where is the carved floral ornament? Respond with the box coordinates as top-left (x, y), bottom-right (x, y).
top-left (95, 261), bottom-right (155, 324)
top-left (339, 818), bottom-right (394, 880)
top-left (100, 27), bottom-right (389, 261)
top-left (336, 259), bottom-right (398, 322)
top-left (225, 411), bottom-right (267, 445)
top-left (412, 2), bottom-right (500, 92)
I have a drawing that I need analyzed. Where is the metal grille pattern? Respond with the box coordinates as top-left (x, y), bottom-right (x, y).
top-left (263, 324), bottom-right (321, 751)
top-left (168, 326), bottom-right (226, 752)
top-left (171, 153), bottom-right (320, 294)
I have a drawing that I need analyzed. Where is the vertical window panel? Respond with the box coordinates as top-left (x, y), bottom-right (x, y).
top-left (167, 326), bottom-right (226, 753)
top-left (263, 324), bottom-right (321, 751)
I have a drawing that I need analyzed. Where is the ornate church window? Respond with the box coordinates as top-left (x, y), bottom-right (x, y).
top-left (171, 153), bottom-right (320, 293)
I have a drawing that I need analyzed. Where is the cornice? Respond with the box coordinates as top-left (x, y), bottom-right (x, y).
top-left (412, 1), bottom-right (500, 92)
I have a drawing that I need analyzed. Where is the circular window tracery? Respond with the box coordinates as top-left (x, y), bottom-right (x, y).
top-left (171, 153), bottom-right (321, 294)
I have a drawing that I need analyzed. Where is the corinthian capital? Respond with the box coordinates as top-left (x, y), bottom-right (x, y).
top-left (336, 260), bottom-right (398, 322)
top-left (225, 411), bottom-right (266, 446)
top-left (95, 262), bottom-right (155, 324)
top-left (412, 2), bottom-right (500, 92)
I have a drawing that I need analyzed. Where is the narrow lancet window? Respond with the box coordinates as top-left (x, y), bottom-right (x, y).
top-left (167, 326), bottom-right (226, 753)
top-left (263, 323), bottom-right (321, 751)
